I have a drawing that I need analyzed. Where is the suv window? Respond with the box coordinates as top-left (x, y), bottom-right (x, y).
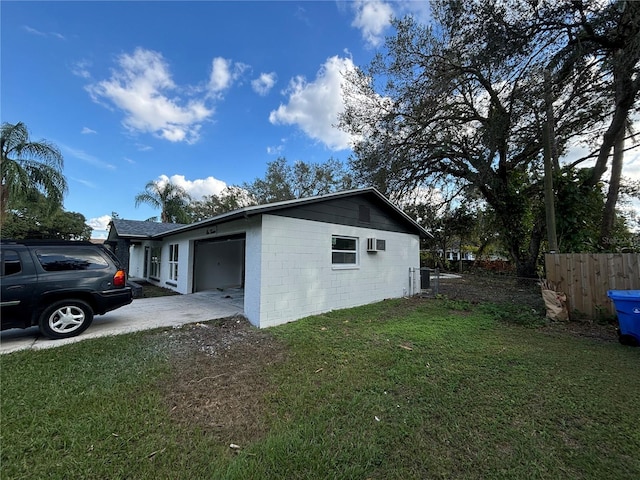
top-left (35, 248), bottom-right (109, 272)
top-left (100, 246), bottom-right (123, 268)
top-left (1, 250), bottom-right (22, 276)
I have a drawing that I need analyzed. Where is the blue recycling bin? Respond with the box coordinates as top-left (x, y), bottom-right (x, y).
top-left (607, 290), bottom-right (640, 346)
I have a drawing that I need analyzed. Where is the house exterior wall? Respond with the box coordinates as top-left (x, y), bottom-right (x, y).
top-left (128, 218), bottom-right (258, 295)
top-left (123, 212), bottom-right (421, 329)
top-left (256, 214), bottom-right (421, 328)
top-left (128, 243), bottom-right (147, 279)
top-left (243, 218), bottom-right (262, 327)
top-left (128, 239), bottom-right (184, 288)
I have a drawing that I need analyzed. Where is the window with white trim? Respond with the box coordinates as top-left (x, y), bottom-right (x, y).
top-left (332, 236), bottom-right (358, 266)
top-left (169, 244), bottom-right (179, 281)
top-left (149, 246), bottom-right (161, 279)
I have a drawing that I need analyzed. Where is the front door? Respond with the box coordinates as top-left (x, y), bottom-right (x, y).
top-left (143, 246), bottom-right (149, 278)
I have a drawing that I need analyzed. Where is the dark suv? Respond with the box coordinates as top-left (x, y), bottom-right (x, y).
top-left (1, 240), bottom-right (133, 339)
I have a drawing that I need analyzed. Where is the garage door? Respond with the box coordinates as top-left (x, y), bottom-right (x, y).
top-left (193, 234), bottom-right (245, 292)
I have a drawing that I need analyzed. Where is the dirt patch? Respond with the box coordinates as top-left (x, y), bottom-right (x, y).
top-left (436, 274), bottom-right (544, 311)
top-left (539, 320), bottom-right (619, 343)
top-left (137, 281), bottom-right (181, 298)
top-left (152, 274), bottom-right (619, 445)
top-left (436, 273), bottom-right (619, 343)
top-left (157, 317), bottom-right (287, 446)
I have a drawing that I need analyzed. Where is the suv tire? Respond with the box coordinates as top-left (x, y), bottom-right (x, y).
top-left (39, 300), bottom-right (94, 339)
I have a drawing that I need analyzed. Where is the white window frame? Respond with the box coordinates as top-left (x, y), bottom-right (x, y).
top-left (149, 246), bottom-right (161, 279)
top-left (331, 235), bottom-right (359, 269)
top-left (169, 244), bottom-right (179, 281)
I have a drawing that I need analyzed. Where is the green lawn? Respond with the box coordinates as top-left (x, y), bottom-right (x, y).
top-left (2, 298), bottom-right (639, 479)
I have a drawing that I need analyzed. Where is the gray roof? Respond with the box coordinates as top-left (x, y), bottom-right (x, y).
top-left (109, 188), bottom-right (431, 240)
top-left (108, 219), bottom-right (187, 240)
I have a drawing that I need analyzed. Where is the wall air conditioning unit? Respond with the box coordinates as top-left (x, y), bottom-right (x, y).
top-left (367, 238), bottom-right (386, 252)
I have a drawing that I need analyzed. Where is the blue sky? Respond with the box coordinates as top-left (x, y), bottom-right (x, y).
top-left (2, 1), bottom-right (638, 237)
top-left (2, 1), bottom-right (430, 237)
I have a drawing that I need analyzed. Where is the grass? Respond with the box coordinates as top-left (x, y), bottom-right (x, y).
top-left (2, 298), bottom-right (639, 479)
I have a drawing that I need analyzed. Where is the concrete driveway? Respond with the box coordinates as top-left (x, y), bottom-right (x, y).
top-left (0, 289), bottom-right (244, 355)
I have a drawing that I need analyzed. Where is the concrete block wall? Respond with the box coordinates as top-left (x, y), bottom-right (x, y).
top-left (128, 243), bottom-right (146, 279)
top-left (243, 219), bottom-right (262, 327)
top-left (257, 214), bottom-right (420, 328)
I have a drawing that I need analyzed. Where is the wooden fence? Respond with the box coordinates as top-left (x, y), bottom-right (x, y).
top-left (545, 253), bottom-right (640, 319)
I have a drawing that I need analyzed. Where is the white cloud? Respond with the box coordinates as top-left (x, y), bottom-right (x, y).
top-left (59, 143), bottom-right (116, 170)
top-left (294, 5), bottom-right (311, 26)
top-left (88, 215), bottom-right (112, 231)
top-left (86, 48), bottom-right (213, 144)
top-left (72, 60), bottom-right (92, 79)
top-left (23, 25), bottom-right (46, 36)
top-left (70, 177), bottom-right (97, 189)
top-left (87, 214), bottom-right (113, 239)
top-left (351, 0), bottom-right (394, 47)
top-left (208, 57), bottom-right (249, 97)
top-left (81, 127), bottom-right (97, 134)
top-left (269, 56), bottom-right (356, 151)
top-left (209, 57), bottom-right (232, 92)
top-left (252, 72), bottom-right (277, 96)
top-left (350, 1), bottom-right (432, 48)
top-left (156, 174), bottom-right (227, 200)
top-left (623, 116), bottom-right (640, 183)
top-left (23, 25), bottom-right (65, 40)
top-left (625, 150), bottom-right (640, 180)
top-left (136, 143), bottom-right (152, 151)
top-left (267, 144), bottom-right (284, 155)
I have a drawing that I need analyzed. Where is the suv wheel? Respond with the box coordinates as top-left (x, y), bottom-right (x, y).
top-left (39, 300), bottom-right (94, 339)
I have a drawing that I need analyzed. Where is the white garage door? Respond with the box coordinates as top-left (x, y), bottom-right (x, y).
top-left (194, 235), bottom-right (245, 292)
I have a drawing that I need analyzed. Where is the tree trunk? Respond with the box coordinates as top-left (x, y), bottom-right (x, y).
top-left (585, 2), bottom-right (640, 187)
top-left (543, 69), bottom-right (559, 252)
top-left (498, 206), bottom-right (542, 278)
top-left (599, 128), bottom-right (625, 250)
top-left (480, 180), bottom-right (541, 278)
top-left (510, 227), bottom-right (543, 278)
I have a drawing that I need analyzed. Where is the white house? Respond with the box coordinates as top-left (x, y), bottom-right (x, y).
top-left (107, 188), bottom-right (430, 328)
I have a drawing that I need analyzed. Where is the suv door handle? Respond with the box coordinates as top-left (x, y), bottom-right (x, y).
top-left (6, 285), bottom-right (25, 291)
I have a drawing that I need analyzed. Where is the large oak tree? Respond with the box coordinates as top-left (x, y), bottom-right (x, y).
top-left (340, 0), bottom-right (639, 276)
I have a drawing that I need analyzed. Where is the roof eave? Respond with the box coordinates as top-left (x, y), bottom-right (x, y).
top-left (151, 187), bottom-right (432, 239)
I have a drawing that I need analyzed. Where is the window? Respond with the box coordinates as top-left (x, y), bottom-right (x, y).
top-left (1, 250), bottom-right (22, 276)
top-left (35, 248), bottom-right (108, 271)
top-left (149, 246), bottom-right (161, 279)
top-left (169, 244), bottom-right (179, 281)
top-left (332, 236), bottom-right (358, 266)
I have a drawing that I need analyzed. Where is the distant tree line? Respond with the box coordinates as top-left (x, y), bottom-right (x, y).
top-left (134, 156), bottom-right (356, 224)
